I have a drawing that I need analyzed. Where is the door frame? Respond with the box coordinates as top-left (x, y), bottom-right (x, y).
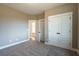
top-left (46, 12), bottom-right (72, 49)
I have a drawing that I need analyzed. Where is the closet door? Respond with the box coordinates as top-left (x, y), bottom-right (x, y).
top-left (48, 12), bottom-right (72, 49)
top-left (48, 17), bottom-right (59, 46)
top-left (58, 13), bottom-right (72, 48)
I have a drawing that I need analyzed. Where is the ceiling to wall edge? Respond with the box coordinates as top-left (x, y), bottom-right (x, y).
top-left (0, 3), bottom-right (66, 16)
top-left (0, 4), bottom-right (45, 16)
top-left (0, 4), bottom-right (45, 20)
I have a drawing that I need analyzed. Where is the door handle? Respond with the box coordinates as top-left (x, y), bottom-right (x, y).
top-left (57, 32), bottom-right (60, 34)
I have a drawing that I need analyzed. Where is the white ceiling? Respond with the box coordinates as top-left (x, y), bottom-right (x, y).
top-left (2, 3), bottom-right (64, 15)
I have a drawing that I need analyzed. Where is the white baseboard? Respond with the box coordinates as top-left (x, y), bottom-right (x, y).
top-left (0, 39), bottom-right (29, 50)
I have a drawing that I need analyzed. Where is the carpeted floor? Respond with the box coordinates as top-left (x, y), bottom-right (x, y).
top-left (0, 40), bottom-right (78, 56)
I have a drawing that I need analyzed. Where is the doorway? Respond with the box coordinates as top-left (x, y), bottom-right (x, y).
top-left (28, 20), bottom-right (36, 40)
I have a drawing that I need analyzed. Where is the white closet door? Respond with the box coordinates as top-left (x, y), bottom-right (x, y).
top-left (48, 12), bottom-right (72, 49)
top-left (59, 13), bottom-right (72, 48)
top-left (48, 17), bottom-right (59, 45)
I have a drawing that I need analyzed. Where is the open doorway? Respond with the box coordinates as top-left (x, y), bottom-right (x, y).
top-left (28, 20), bottom-right (36, 41)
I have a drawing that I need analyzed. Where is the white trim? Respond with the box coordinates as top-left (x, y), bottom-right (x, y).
top-left (0, 39), bottom-right (29, 50)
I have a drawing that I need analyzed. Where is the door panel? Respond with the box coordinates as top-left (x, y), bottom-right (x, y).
top-left (59, 14), bottom-right (72, 48)
top-left (48, 16), bottom-right (59, 46)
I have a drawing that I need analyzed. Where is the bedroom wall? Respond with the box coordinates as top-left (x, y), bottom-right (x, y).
top-left (0, 5), bottom-right (29, 48)
top-left (45, 4), bottom-right (78, 48)
top-left (0, 4), bottom-right (44, 48)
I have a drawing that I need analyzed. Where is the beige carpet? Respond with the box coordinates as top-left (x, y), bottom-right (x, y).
top-left (0, 40), bottom-right (78, 56)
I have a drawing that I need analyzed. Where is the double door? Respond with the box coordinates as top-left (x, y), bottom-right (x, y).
top-left (48, 12), bottom-right (72, 49)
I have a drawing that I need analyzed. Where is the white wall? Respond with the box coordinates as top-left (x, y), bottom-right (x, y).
top-left (0, 18), bottom-right (28, 47)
